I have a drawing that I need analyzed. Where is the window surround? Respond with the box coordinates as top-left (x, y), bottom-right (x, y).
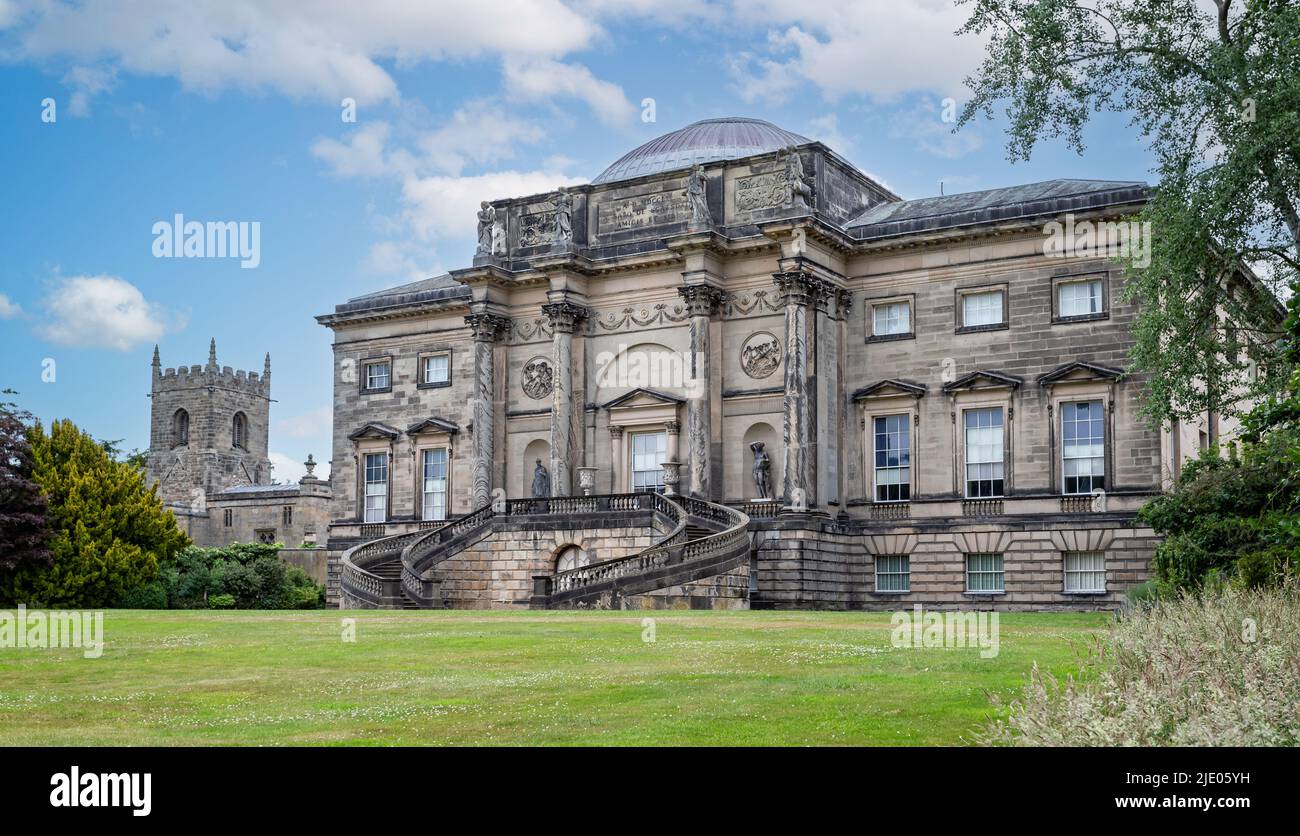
top-left (359, 355), bottom-right (394, 395)
top-left (874, 554), bottom-right (911, 593)
top-left (416, 349), bottom-right (453, 390)
top-left (851, 380), bottom-right (925, 506)
top-left (943, 371), bottom-right (1020, 498)
top-left (348, 422), bottom-right (400, 523)
top-left (1063, 550), bottom-right (1107, 594)
top-left (964, 553), bottom-right (1006, 595)
top-left (602, 388), bottom-right (684, 494)
top-left (954, 282), bottom-right (1009, 334)
top-left (406, 418), bottom-right (458, 520)
top-left (1038, 362), bottom-right (1121, 496)
top-left (1051, 271), bottom-right (1110, 324)
top-left (865, 293), bottom-right (915, 343)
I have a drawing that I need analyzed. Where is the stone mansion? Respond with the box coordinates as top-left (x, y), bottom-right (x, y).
top-left (304, 116), bottom-right (1228, 611)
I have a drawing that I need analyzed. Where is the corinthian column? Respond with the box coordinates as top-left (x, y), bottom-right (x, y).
top-left (677, 283), bottom-right (725, 498)
top-left (541, 300), bottom-right (588, 497)
top-left (773, 271), bottom-right (818, 511)
top-left (465, 310), bottom-right (511, 508)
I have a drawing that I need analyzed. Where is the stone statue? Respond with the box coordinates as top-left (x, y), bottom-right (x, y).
top-left (476, 201), bottom-right (495, 255)
top-left (783, 148), bottom-right (813, 212)
top-left (491, 217), bottom-right (506, 255)
top-left (531, 458), bottom-right (551, 498)
top-left (553, 188), bottom-right (572, 248)
top-left (750, 441), bottom-right (772, 499)
top-left (687, 164), bottom-right (711, 227)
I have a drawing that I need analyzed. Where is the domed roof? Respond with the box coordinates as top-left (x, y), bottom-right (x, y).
top-left (592, 117), bottom-right (812, 185)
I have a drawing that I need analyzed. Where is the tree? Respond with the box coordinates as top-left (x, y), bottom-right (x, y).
top-left (0, 418), bottom-right (189, 607)
top-left (957, 0), bottom-right (1300, 424)
top-left (0, 393), bottom-right (52, 581)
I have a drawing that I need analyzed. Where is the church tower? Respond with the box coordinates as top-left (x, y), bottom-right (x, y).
top-left (146, 339), bottom-right (274, 510)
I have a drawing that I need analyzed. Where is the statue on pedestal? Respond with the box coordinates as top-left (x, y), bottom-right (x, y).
top-left (750, 441), bottom-right (772, 499)
top-left (553, 188), bottom-right (573, 249)
top-left (531, 459), bottom-right (551, 498)
top-left (782, 148), bottom-right (813, 212)
top-left (476, 201), bottom-right (496, 255)
top-left (687, 164), bottom-right (711, 228)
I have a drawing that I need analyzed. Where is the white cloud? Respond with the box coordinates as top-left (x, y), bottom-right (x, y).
top-left (311, 122), bottom-right (395, 178)
top-left (417, 101), bottom-right (546, 175)
top-left (503, 57), bottom-right (635, 127)
top-left (269, 451), bottom-right (330, 484)
top-left (890, 97), bottom-right (982, 159)
top-left (806, 113), bottom-right (853, 154)
top-left (402, 169), bottom-right (586, 242)
top-left (7, 0), bottom-right (604, 109)
top-left (0, 293), bottom-right (21, 319)
top-left (275, 406), bottom-right (332, 439)
top-left (39, 275), bottom-right (178, 350)
top-left (727, 1), bottom-right (986, 103)
top-left (62, 64), bottom-right (117, 116)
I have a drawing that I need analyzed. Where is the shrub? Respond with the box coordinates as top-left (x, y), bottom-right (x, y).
top-left (117, 581), bottom-right (168, 609)
top-left (983, 581), bottom-right (1300, 746)
top-left (208, 593), bottom-right (236, 609)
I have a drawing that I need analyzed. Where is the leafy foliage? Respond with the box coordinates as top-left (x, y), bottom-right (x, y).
top-left (984, 580), bottom-right (1300, 745)
top-left (1139, 424), bottom-right (1300, 590)
top-left (958, 0), bottom-right (1300, 424)
top-left (0, 394), bottom-right (52, 579)
top-left (144, 542), bottom-right (325, 609)
top-left (0, 418), bottom-right (188, 607)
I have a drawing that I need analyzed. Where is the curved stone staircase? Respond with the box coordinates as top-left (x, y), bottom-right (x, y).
top-left (339, 493), bottom-right (751, 610)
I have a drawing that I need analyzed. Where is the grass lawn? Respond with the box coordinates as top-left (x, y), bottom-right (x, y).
top-left (0, 609), bottom-right (1108, 746)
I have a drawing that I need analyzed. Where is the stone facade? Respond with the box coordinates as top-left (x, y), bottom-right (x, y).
top-left (144, 340), bottom-right (332, 553)
top-left (319, 117), bottom-right (1245, 611)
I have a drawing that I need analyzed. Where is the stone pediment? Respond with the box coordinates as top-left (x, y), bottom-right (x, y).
top-left (406, 417), bottom-right (460, 436)
top-left (941, 370), bottom-right (1023, 394)
top-left (851, 379), bottom-right (927, 401)
top-left (347, 422), bottom-right (402, 441)
top-left (600, 387), bottom-right (687, 410)
top-left (1037, 361), bottom-right (1124, 387)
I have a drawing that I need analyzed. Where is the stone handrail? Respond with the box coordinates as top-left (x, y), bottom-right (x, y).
top-left (546, 495), bottom-right (750, 605)
top-left (395, 492), bottom-right (687, 607)
top-left (339, 527), bottom-right (431, 607)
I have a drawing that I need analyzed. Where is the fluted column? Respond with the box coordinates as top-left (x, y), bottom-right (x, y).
top-left (677, 283), bottom-right (725, 498)
top-left (542, 300), bottom-right (588, 497)
top-left (465, 311), bottom-right (511, 508)
top-left (774, 271), bottom-right (818, 511)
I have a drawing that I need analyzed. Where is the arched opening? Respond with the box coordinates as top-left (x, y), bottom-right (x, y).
top-left (739, 421), bottom-right (781, 501)
top-left (554, 544), bottom-right (587, 573)
top-left (232, 412), bottom-right (247, 450)
top-left (523, 438), bottom-right (551, 497)
top-left (172, 408), bottom-right (190, 448)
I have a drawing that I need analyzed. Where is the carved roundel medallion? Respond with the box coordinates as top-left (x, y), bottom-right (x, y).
top-left (522, 356), bottom-right (554, 399)
top-left (740, 331), bottom-right (782, 379)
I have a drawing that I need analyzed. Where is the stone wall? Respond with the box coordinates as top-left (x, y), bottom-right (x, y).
top-left (435, 520), bottom-right (668, 609)
top-left (753, 514), bottom-right (1154, 611)
top-left (619, 563), bottom-right (750, 610)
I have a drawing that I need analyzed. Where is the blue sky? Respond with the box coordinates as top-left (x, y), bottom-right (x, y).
top-left (0, 0), bottom-right (1155, 482)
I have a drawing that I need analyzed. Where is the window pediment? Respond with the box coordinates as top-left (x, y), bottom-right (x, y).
top-left (852, 379), bottom-right (926, 401)
top-left (348, 422), bottom-right (401, 442)
top-left (600, 387), bottom-right (687, 410)
top-left (942, 370), bottom-right (1022, 394)
top-left (406, 417), bottom-right (460, 437)
top-left (1038, 361), bottom-right (1123, 387)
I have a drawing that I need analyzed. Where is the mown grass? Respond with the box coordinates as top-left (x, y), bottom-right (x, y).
top-left (0, 609), bottom-right (1108, 746)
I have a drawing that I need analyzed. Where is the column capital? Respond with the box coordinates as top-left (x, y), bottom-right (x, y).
top-left (665, 420), bottom-right (681, 435)
top-left (811, 278), bottom-right (850, 317)
top-left (677, 283), bottom-right (726, 317)
top-left (465, 312), bottom-right (512, 343)
top-left (772, 271), bottom-right (819, 306)
top-left (541, 300), bottom-right (589, 334)
top-left (609, 425), bottom-right (625, 438)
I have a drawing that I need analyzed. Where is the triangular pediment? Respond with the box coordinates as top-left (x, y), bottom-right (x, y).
top-left (348, 421), bottom-right (401, 441)
top-left (600, 387), bottom-right (687, 410)
top-left (1038, 361), bottom-right (1124, 387)
top-left (851, 379), bottom-right (927, 401)
top-left (942, 370), bottom-right (1022, 394)
top-left (406, 416), bottom-right (460, 436)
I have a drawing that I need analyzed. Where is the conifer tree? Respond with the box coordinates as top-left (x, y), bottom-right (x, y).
top-left (2, 419), bottom-right (189, 607)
